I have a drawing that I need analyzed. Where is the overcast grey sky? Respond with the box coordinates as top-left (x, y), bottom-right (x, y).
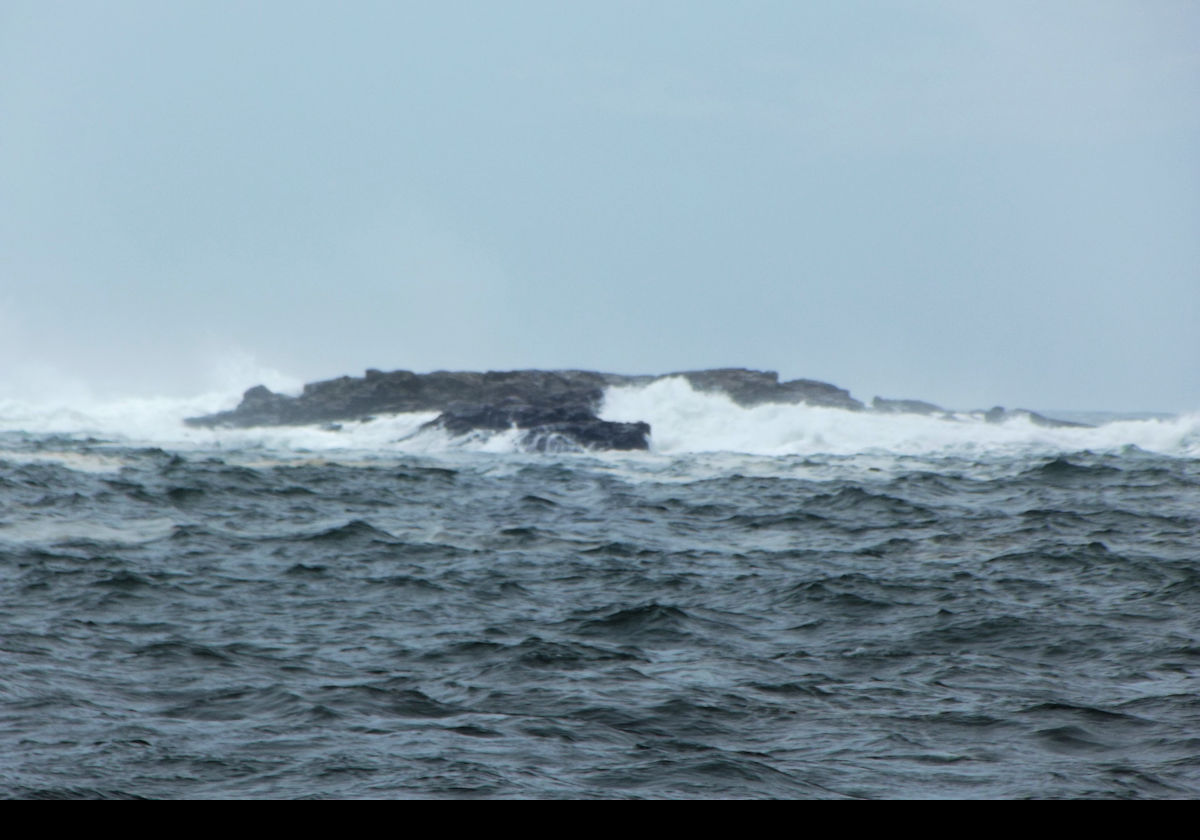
top-left (2, 1), bottom-right (1197, 411)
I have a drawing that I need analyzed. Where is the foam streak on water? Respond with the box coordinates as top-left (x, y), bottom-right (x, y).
top-left (1, 382), bottom-right (1198, 798)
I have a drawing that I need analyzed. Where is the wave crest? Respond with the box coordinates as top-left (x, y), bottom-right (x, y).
top-left (598, 377), bottom-right (1199, 458)
top-left (1, 375), bottom-right (1196, 458)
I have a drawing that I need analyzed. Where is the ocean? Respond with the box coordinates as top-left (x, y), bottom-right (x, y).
top-left (2, 377), bottom-right (1198, 798)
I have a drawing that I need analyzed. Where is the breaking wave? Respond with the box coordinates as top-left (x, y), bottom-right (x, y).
top-left (0, 375), bottom-right (1196, 459)
top-left (600, 378), bottom-right (1199, 459)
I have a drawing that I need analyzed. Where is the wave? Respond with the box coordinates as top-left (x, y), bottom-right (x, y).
top-left (0, 375), bottom-right (1196, 459)
top-left (598, 378), bottom-right (1200, 459)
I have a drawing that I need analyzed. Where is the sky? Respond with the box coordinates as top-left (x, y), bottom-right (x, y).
top-left (2, 1), bottom-right (1197, 411)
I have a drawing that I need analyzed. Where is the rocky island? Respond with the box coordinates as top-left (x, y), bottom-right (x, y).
top-left (185, 368), bottom-right (863, 450)
top-left (185, 367), bottom-right (1085, 451)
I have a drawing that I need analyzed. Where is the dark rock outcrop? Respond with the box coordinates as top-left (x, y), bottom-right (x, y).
top-left (184, 367), bottom-right (863, 450)
top-left (182, 366), bottom-right (1094, 449)
top-left (982, 406), bottom-right (1091, 429)
top-left (870, 397), bottom-right (1092, 428)
top-left (872, 396), bottom-right (947, 416)
top-left (659, 369), bottom-right (862, 410)
top-left (423, 399), bottom-right (650, 452)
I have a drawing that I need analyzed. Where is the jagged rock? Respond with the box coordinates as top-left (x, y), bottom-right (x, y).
top-left (420, 398), bottom-right (650, 450)
top-left (872, 396), bottom-right (946, 415)
top-left (669, 369), bottom-right (862, 410)
top-left (192, 369), bottom-right (612, 429)
top-left (982, 406), bottom-right (1091, 429)
top-left (184, 367), bottom-right (863, 452)
top-left (519, 421), bottom-right (651, 452)
top-left (429, 399), bottom-right (599, 435)
top-left (182, 366), bottom-right (1096, 449)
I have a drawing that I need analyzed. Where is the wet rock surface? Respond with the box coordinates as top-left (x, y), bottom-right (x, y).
top-left (184, 367), bottom-right (863, 450)
top-left (982, 406), bottom-right (1092, 429)
top-left (872, 396), bottom-right (948, 416)
top-left (185, 367), bottom-right (1089, 449)
top-left (424, 399), bottom-right (651, 452)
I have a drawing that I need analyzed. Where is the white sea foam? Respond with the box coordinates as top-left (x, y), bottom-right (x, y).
top-left (598, 377), bottom-right (1200, 459)
top-left (0, 449), bottom-right (129, 473)
top-left (0, 353), bottom-right (304, 444)
top-left (0, 373), bottom-right (1196, 460)
top-left (0, 516), bottom-right (176, 547)
top-left (0, 391), bottom-right (442, 456)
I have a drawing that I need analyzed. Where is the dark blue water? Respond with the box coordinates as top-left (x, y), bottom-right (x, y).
top-left (2, 427), bottom-right (1198, 798)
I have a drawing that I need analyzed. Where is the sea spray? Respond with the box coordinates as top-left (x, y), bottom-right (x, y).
top-left (599, 376), bottom-right (1200, 459)
top-left (0, 373), bottom-right (1196, 460)
top-left (1, 373), bottom-right (1198, 797)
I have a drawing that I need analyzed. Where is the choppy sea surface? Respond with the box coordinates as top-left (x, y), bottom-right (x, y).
top-left (2, 378), bottom-right (1199, 798)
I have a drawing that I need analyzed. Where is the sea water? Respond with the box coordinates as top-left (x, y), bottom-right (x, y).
top-left (1, 379), bottom-right (1198, 797)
